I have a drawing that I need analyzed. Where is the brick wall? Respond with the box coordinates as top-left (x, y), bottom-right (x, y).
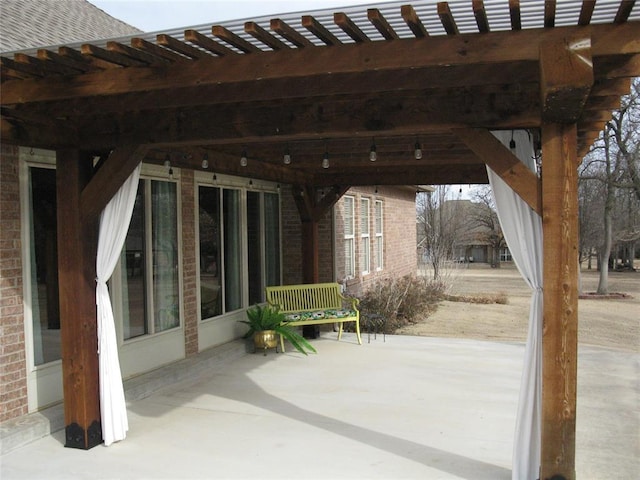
top-left (335, 186), bottom-right (417, 297)
top-left (281, 185), bottom-right (415, 294)
top-left (0, 145), bottom-right (28, 422)
top-left (180, 170), bottom-right (198, 356)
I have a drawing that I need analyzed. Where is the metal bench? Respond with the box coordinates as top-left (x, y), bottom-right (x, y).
top-left (266, 282), bottom-right (362, 352)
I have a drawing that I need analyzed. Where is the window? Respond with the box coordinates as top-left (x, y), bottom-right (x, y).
top-left (343, 196), bottom-right (355, 278)
top-left (121, 179), bottom-right (180, 340)
top-left (198, 186), bottom-right (222, 319)
top-left (247, 191), bottom-right (281, 305)
top-left (360, 198), bottom-right (370, 274)
top-left (375, 200), bottom-right (384, 270)
top-left (500, 247), bottom-right (512, 262)
top-left (198, 186), bottom-right (243, 318)
top-left (26, 166), bottom-right (60, 365)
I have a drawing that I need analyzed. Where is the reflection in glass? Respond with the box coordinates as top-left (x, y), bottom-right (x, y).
top-left (28, 167), bottom-right (60, 365)
top-left (199, 186), bottom-right (222, 319)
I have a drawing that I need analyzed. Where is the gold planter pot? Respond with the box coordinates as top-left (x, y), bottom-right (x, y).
top-left (254, 330), bottom-right (278, 355)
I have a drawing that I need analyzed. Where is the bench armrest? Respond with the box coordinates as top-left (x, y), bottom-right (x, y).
top-left (338, 292), bottom-right (360, 311)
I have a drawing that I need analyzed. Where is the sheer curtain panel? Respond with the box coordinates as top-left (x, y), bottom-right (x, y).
top-left (488, 131), bottom-right (543, 480)
top-left (96, 163), bottom-right (142, 446)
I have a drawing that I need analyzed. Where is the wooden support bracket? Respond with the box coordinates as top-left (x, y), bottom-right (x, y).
top-left (454, 128), bottom-right (542, 215)
top-left (80, 144), bottom-right (148, 221)
top-left (292, 184), bottom-right (349, 283)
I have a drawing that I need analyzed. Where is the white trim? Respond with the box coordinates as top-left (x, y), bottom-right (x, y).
top-left (19, 148), bottom-right (63, 411)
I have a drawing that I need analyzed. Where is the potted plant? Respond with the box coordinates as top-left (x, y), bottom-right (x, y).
top-left (240, 304), bottom-right (317, 356)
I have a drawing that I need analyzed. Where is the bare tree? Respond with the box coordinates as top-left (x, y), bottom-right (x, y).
top-left (470, 186), bottom-right (506, 267)
top-left (579, 78), bottom-right (640, 293)
top-left (416, 186), bottom-right (462, 280)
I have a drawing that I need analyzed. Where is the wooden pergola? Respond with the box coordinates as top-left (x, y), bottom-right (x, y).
top-left (1, 1), bottom-right (638, 478)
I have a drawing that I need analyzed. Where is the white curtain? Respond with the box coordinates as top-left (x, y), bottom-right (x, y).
top-left (96, 163), bottom-right (142, 446)
top-left (488, 131), bottom-right (543, 480)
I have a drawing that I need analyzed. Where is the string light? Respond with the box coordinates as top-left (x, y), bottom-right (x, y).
top-left (509, 130), bottom-right (516, 152)
top-left (240, 149), bottom-right (248, 167)
top-left (414, 139), bottom-right (422, 160)
top-left (283, 145), bottom-right (291, 165)
top-left (369, 138), bottom-right (377, 162)
top-left (201, 153), bottom-right (209, 169)
top-left (322, 151), bottom-right (329, 169)
top-left (322, 141), bottom-right (329, 168)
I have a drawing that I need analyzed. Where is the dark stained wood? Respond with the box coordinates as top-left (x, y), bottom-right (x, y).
top-left (212, 25), bottom-right (261, 53)
top-left (301, 219), bottom-right (319, 284)
top-left (5, 22), bottom-right (635, 107)
top-left (615, 0), bottom-right (636, 23)
top-left (80, 145), bottom-right (148, 221)
top-left (157, 34), bottom-right (210, 59)
top-left (0, 56), bottom-right (45, 78)
top-left (245, 22), bottom-right (289, 50)
top-left (81, 44), bottom-right (146, 67)
top-left (56, 149), bottom-right (102, 449)
top-left (37, 49), bottom-right (95, 73)
top-left (184, 30), bottom-right (237, 56)
top-left (131, 37), bottom-right (186, 63)
top-left (539, 35), bottom-right (594, 123)
top-left (438, 2), bottom-right (460, 35)
top-left (270, 18), bottom-right (315, 48)
top-left (59, 46), bottom-right (113, 70)
top-left (472, 0), bottom-right (491, 33)
top-left (334, 12), bottom-right (370, 42)
top-left (540, 121), bottom-right (579, 480)
top-left (367, 9), bottom-right (399, 40)
top-left (455, 128), bottom-right (542, 215)
top-left (544, 0), bottom-right (556, 28)
top-left (292, 184), bottom-right (348, 283)
top-left (401, 5), bottom-right (429, 37)
top-left (578, 0), bottom-right (595, 26)
top-left (302, 15), bottom-right (340, 45)
top-left (509, 0), bottom-right (522, 30)
top-left (107, 41), bottom-right (171, 65)
top-left (15, 53), bottom-right (78, 76)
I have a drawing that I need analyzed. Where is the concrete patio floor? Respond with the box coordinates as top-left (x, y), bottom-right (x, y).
top-left (1, 333), bottom-right (638, 479)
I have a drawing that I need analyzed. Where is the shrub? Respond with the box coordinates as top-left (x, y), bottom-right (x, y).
top-left (358, 274), bottom-right (447, 332)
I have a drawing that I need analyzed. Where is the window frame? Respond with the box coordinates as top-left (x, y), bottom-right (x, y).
top-left (360, 197), bottom-right (371, 275)
top-left (375, 199), bottom-right (384, 271)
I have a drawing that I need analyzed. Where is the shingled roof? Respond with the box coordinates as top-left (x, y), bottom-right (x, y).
top-left (0, 0), bottom-right (141, 53)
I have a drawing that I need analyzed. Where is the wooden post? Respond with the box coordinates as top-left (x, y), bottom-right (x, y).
top-left (293, 185), bottom-right (348, 285)
top-left (56, 150), bottom-right (102, 449)
top-left (540, 122), bottom-right (579, 480)
top-left (301, 219), bottom-right (319, 284)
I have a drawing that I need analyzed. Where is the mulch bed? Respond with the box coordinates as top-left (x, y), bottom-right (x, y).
top-left (578, 292), bottom-right (633, 300)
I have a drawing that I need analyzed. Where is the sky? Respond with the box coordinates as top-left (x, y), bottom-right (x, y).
top-left (89, 0), bottom-right (376, 32)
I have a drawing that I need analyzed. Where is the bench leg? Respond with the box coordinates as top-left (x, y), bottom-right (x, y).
top-left (279, 334), bottom-right (285, 353)
top-left (337, 322), bottom-right (343, 341)
top-left (355, 319), bottom-right (362, 345)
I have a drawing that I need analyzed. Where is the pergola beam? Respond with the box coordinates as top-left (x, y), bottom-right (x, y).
top-left (2, 23), bottom-right (636, 106)
top-left (540, 35), bottom-right (594, 123)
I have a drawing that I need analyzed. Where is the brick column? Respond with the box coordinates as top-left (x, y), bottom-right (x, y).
top-left (181, 171), bottom-right (198, 356)
top-left (0, 144), bottom-right (29, 422)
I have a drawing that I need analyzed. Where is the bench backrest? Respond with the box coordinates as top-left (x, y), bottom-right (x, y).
top-left (266, 283), bottom-right (343, 312)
